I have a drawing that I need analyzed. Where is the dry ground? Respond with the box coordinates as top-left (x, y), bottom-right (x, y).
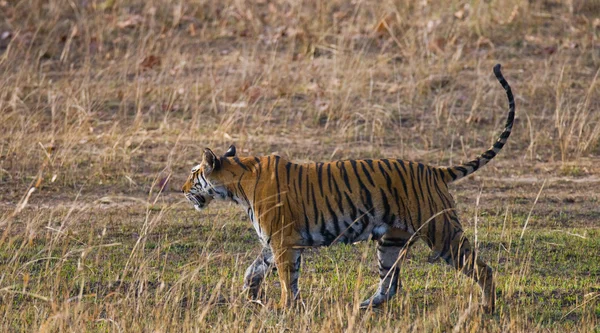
top-left (1, 0), bottom-right (599, 332)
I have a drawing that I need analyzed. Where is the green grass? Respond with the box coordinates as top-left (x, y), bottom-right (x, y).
top-left (1, 202), bottom-right (598, 332)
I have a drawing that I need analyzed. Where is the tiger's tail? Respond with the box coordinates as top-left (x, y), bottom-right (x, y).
top-left (440, 64), bottom-right (515, 183)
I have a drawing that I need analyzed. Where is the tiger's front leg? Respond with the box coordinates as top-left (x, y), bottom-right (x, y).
top-left (243, 246), bottom-right (274, 299)
top-left (272, 246), bottom-right (302, 308)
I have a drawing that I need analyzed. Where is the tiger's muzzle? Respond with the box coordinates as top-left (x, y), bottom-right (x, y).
top-left (185, 192), bottom-right (213, 211)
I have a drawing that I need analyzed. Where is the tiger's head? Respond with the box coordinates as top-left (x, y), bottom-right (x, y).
top-left (182, 145), bottom-right (237, 211)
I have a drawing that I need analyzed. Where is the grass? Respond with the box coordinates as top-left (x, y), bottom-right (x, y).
top-left (1, 0), bottom-right (600, 331)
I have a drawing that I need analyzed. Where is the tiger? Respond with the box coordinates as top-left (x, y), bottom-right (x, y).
top-left (182, 64), bottom-right (514, 313)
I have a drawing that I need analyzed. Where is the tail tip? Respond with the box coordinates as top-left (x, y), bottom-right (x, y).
top-left (493, 63), bottom-right (502, 75)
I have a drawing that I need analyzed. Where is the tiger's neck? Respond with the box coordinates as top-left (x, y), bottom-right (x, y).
top-left (220, 155), bottom-right (288, 214)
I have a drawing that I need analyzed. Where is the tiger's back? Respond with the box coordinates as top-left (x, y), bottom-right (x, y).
top-left (271, 158), bottom-right (455, 246)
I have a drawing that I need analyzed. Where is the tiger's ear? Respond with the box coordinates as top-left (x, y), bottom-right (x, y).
top-left (201, 148), bottom-right (219, 175)
top-left (224, 145), bottom-right (236, 157)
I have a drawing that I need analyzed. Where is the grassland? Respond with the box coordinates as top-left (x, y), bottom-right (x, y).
top-left (1, 0), bottom-right (599, 331)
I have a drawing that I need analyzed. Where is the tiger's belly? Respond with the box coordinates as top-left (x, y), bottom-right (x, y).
top-left (300, 219), bottom-right (389, 247)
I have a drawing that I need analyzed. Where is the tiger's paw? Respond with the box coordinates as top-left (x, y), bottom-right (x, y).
top-left (359, 293), bottom-right (390, 309)
top-left (243, 284), bottom-right (262, 301)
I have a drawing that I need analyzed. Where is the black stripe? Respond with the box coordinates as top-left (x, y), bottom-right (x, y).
top-left (349, 160), bottom-right (369, 195)
top-left (482, 151), bottom-right (496, 159)
top-left (381, 158), bottom-right (392, 171)
top-left (233, 157), bottom-right (249, 171)
top-left (418, 165), bottom-right (436, 217)
top-left (200, 173), bottom-right (208, 187)
top-left (393, 160), bottom-right (414, 228)
top-left (274, 156), bottom-right (282, 210)
top-left (407, 162), bottom-right (423, 227)
top-left (378, 161), bottom-right (394, 194)
top-left (357, 209), bottom-right (371, 228)
top-left (320, 215), bottom-right (336, 245)
top-left (331, 176), bottom-right (344, 214)
top-left (360, 187), bottom-right (374, 215)
top-left (325, 197), bottom-right (341, 237)
top-left (317, 162), bottom-right (324, 197)
top-left (326, 163), bottom-right (333, 192)
top-left (252, 160), bottom-right (263, 206)
top-left (380, 188), bottom-right (391, 225)
top-left (297, 165), bottom-right (304, 193)
top-left (341, 220), bottom-right (353, 242)
top-left (295, 170), bottom-right (314, 245)
top-left (378, 240), bottom-right (404, 247)
top-left (359, 161), bottom-right (376, 187)
top-left (455, 166), bottom-right (468, 175)
top-left (345, 192), bottom-right (357, 222)
top-left (311, 183), bottom-right (319, 226)
top-left (305, 167), bottom-right (310, 204)
top-left (446, 168), bottom-right (457, 180)
top-left (338, 161), bottom-right (353, 193)
top-left (431, 175), bottom-right (453, 208)
top-left (392, 186), bottom-right (408, 228)
top-left (423, 166), bottom-right (439, 216)
top-left (237, 180), bottom-right (250, 207)
top-left (285, 162), bottom-right (292, 185)
top-left (301, 202), bottom-right (314, 245)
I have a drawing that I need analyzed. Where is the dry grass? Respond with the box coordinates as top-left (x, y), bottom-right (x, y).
top-left (1, 0), bottom-right (599, 331)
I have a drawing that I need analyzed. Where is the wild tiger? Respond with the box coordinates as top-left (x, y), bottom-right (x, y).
top-left (182, 64), bottom-right (514, 313)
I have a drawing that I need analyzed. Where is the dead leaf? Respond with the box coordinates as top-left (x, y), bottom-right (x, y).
top-left (333, 11), bottom-right (347, 22)
top-left (454, 4), bottom-right (470, 20)
top-left (140, 55), bottom-right (161, 70)
top-left (375, 20), bottom-right (387, 34)
top-left (542, 46), bottom-right (557, 55)
top-left (374, 14), bottom-right (395, 37)
top-left (306, 82), bottom-right (321, 93)
top-left (246, 86), bottom-right (263, 103)
top-left (188, 23), bottom-right (196, 36)
top-left (117, 15), bottom-right (143, 29)
top-left (428, 37), bottom-right (446, 53)
top-left (289, 28), bottom-right (305, 39)
top-left (316, 99), bottom-right (329, 113)
top-left (387, 83), bottom-right (401, 94)
top-left (465, 115), bottom-right (482, 124)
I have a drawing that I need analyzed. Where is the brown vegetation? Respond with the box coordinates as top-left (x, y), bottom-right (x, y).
top-left (0, 0), bottom-right (599, 331)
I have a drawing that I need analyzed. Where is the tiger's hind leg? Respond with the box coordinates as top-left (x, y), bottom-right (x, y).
top-left (360, 228), bottom-right (413, 309)
top-left (426, 213), bottom-right (496, 313)
top-left (243, 247), bottom-right (274, 299)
